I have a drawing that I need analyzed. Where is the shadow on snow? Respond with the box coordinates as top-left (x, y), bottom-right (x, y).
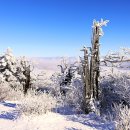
top-left (65, 127), bottom-right (80, 130)
top-left (0, 101), bottom-right (20, 120)
top-left (0, 101), bottom-right (16, 108)
top-left (53, 105), bottom-right (83, 115)
top-left (65, 113), bottom-right (115, 130)
top-left (0, 111), bottom-right (19, 120)
top-left (53, 105), bottom-right (114, 130)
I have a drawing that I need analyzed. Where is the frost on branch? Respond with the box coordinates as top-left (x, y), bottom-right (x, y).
top-left (101, 48), bottom-right (130, 71)
top-left (92, 19), bottom-right (109, 36)
top-left (5, 47), bottom-right (16, 63)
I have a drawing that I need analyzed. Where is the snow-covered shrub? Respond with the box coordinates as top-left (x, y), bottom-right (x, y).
top-left (51, 73), bottom-right (84, 113)
top-left (49, 58), bottom-right (84, 109)
top-left (50, 72), bottom-right (64, 96)
top-left (33, 71), bottom-right (55, 94)
top-left (101, 48), bottom-right (130, 69)
top-left (102, 104), bottom-right (130, 130)
top-left (113, 104), bottom-right (130, 130)
top-left (63, 77), bottom-right (84, 107)
top-left (100, 48), bottom-right (130, 117)
top-left (0, 81), bottom-right (10, 101)
top-left (0, 81), bottom-right (24, 101)
top-left (100, 70), bottom-right (130, 114)
top-left (17, 90), bottom-right (57, 115)
top-left (0, 48), bottom-right (36, 94)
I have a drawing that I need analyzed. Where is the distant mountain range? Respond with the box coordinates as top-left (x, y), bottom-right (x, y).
top-left (28, 57), bottom-right (130, 73)
top-left (28, 57), bottom-right (77, 71)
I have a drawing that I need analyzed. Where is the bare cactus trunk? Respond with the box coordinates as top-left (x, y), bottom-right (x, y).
top-left (81, 19), bottom-right (109, 113)
top-left (90, 25), bottom-right (100, 100)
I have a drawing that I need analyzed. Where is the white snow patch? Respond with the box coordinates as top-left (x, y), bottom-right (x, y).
top-left (0, 101), bottom-right (114, 130)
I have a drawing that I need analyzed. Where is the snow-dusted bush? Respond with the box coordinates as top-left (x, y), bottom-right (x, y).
top-left (32, 71), bottom-right (56, 95)
top-left (100, 48), bottom-right (130, 117)
top-left (51, 75), bottom-right (84, 114)
top-left (63, 77), bottom-right (84, 107)
top-left (0, 48), bottom-right (36, 94)
top-left (49, 59), bottom-right (84, 110)
top-left (100, 72), bottom-right (130, 114)
top-left (112, 104), bottom-right (130, 130)
top-left (0, 81), bottom-right (10, 101)
top-left (0, 81), bottom-right (24, 101)
top-left (101, 48), bottom-right (130, 69)
top-left (100, 67), bottom-right (130, 115)
top-left (17, 90), bottom-right (57, 115)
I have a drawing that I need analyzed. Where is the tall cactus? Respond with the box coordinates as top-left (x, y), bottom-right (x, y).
top-left (81, 19), bottom-right (109, 113)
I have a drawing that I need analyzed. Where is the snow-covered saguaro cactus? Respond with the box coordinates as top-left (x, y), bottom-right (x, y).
top-left (91, 19), bottom-right (109, 99)
top-left (81, 19), bottom-right (109, 113)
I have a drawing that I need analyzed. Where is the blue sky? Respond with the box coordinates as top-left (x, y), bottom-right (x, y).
top-left (0, 0), bottom-right (130, 57)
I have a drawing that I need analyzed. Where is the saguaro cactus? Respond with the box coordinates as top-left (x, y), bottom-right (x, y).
top-left (81, 19), bottom-right (109, 113)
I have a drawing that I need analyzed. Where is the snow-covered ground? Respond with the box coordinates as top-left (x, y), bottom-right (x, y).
top-left (0, 101), bottom-right (114, 130)
top-left (0, 55), bottom-right (119, 130)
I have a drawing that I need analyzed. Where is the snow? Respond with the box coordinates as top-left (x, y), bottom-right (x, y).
top-left (0, 101), bottom-right (114, 130)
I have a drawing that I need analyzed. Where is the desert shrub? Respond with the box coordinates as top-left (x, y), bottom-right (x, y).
top-left (110, 104), bottom-right (130, 130)
top-left (49, 57), bottom-right (84, 108)
top-left (63, 78), bottom-right (84, 107)
top-left (0, 82), bottom-right (10, 101)
top-left (100, 71), bottom-right (130, 114)
top-left (102, 104), bottom-right (130, 130)
top-left (33, 71), bottom-right (58, 97)
top-left (17, 90), bottom-right (57, 115)
top-left (113, 104), bottom-right (130, 130)
top-left (50, 70), bottom-right (84, 109)
top-left (0, 81), bottom-right (24, 101)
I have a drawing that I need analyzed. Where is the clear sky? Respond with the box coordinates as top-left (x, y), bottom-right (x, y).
top-left (0, 0), bottom-right (130, 57)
